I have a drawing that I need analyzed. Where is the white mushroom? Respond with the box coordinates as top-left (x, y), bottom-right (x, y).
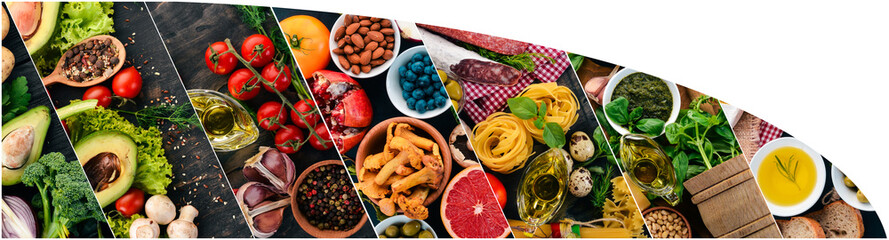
top-left (144, 195), bottom-right (176, 225)
top-left (167, 205), bottom-right (199, 238)
top-left (568, 168), bottom-right (593, 197)
top-left (128, 218), bottom-right (160, 238)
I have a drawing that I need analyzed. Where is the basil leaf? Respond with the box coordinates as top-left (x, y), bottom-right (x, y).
top-left (543, 122), bottom-right (566, 149)
top-left (534, 118), bottom-right (544, 129)
top-left (687, 110), bottom-right (709, 126)
top-left (629, 107), bottom-right (643, 122)
top-left (687, 165), bottom-right (707, 179)
top-left (637, 118), bottom-right (665, 136)
top-left (665, 123), bottom-right (682, 144)
top-left (538, 101), bottom-right (547, 120)
top-left (568, 53), bottom-right (585, 71)
top-left (714, 125), bottom-right (735, 142)
top-left (672, 151), bottom-right (689, 198)
top-left (604, 97), bottom-right (629, 125)
top-left (507, 97), bottom-right (537, 119)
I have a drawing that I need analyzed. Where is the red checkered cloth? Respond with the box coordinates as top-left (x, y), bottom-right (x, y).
top-left (758, 120), bottom-right (784, 147)
top-left (462, 45), bottom-right (571, 123)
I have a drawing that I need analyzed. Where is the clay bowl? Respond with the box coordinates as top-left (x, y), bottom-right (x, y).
top-left (42, 35), bottom-right (126, 87)
top-left (642, 206), bottom-right (692, 238)
top-left (290, 160), bottom-right (368, 238)
top-left (355, 117), bottom-right (452, 208)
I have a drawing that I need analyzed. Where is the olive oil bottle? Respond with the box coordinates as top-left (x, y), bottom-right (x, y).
top-left (619, 134), bottom-right (679, 205)
top-left (517, 148), bottom-right (569, 230)
top-left (187, 89), bottom-right (258, 152)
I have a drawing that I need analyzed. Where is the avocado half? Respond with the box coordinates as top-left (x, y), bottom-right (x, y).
top-left (7, 2), bottom-right (59, 54)
top-left (74, 130), bottom-right (137, 207)
top-left (1, 106), bottom-right (51, 185)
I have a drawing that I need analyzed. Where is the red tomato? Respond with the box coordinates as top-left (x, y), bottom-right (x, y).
top-left (112, 67), bottom-right (142, 98)
top-left (83, 85), bottom-right (112, 108)
top-left (274, 125), bottom-right (305, 154)
top-left (232, 188), bottom-right (239, 195)
top-left (260, 63), bottom-right (291, 93)
top-left (241, 34), bottom-right (275, 68)
top-left (309, 124), bottom-right (333, 151)
top-left (228, 69), bottom-right (261, 100)
top-left (205, 41), bottom-right (238, 75)
top-left (290, 99), bottom-right (319, 129)
top-left (257, 101), bottom-right (288, 131)
top-left (115, 188), bottom-right (145, 217)
top-left (485, 172), bottom-right (507, 209)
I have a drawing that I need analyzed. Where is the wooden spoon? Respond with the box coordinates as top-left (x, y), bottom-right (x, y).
top-left (41, 35), bottom-right (126, 87)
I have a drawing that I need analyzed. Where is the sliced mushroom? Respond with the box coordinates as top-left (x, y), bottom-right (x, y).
top-left (448, 122), bottom-right (478, 168)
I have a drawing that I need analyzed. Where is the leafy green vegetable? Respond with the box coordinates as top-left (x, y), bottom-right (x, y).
top-left (2, 76), bottom-right (32, 123)
top-left (568, 53), bottom-right (585, 72)
top-left (64, 101), bottom-right (172, 195)
top-left (116, 102), bottom-right (200, 130)
top-left (542, 122), bottom-right (565, 149)
top-left (507, 96), bottom-right (566, 149)
top-left (605, 97), bottom-right (666, 135)
top-left (35, 2), bottom-right (115, 76)
top-left (461, 43), bottom-right (554, 72)
top-left (106, 211), bottom-right (144, 238)
top-left (506, 97), bottom-right (537, 119)
top-left (21, 152), bottom-right (106, 238)
top-left (664, 95), bottom-right (740, 179)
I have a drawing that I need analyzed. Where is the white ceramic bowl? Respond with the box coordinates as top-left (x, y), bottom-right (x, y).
top-left (601, 68), bottom-right (681, 137)
top-left (750, 137), bottom-right (826, 217)
top-left (830, 165), bottom-right (874, 211)
top-left (386, 46), bottom-right (451, 119)
top-left (373, 215), bottom-right (437, 238)
top-left (329, 14), bottom-right (400, 79)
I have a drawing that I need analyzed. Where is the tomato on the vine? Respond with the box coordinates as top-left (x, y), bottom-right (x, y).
top-left (205, 41), bottom-right (238, 75)
top-left (290, 99), bottom-right (319, 129)
top-left (278, 15), bottom-right (330, 78)
top-left (485, 172), bottom-right (507, 209)
top-left (260, 63), bottom-right (292, 93)
top-left (274, 125), bottom-right (305, 154)
top-left (257, 101), bottom-right (288, 131)
top-left (115, 188), bottom-right (145, 217)
top-left (83, 85), bottom-right (112, 108)
top-left (112, 67), bottom-right (142, 98)
top-left (228, 69), bottom-right (261, 100)
top-left (309, 124), bottom-right (333, 151)
top-left (241, 34), bottom-right (275, 68)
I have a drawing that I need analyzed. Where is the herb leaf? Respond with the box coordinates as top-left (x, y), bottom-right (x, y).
top-left (604, 97), bottom-right (629, 125)
top-left (629, 107), bottom-right (643, 122)
top-left (2, 77), bottom-right (32, 123)
top-left (507, 97), bottom-right (538, 119)
top-left (116, 102), bottom-right (201, 129)
top-left (542, 122), bottom-right (566, 149)
top-left (637, 118), bottom-right (666, 136)
top-left (775, 154), bottom-right (800, 190)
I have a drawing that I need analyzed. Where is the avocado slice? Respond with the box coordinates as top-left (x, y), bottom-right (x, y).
top-left (74, 130), bottom-right (137, 207)
top-left (7, 2), bottom-right (59, 54)
top-left (2, 106), bottom-right (51, 185)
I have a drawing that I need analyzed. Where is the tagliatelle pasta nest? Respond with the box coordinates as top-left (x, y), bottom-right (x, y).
top-left (517, 83), bottom-right (580, 143)
top-left (471, 112), bottom-right (535, 174)
top-left (603, 176), bottom-right (647, 238)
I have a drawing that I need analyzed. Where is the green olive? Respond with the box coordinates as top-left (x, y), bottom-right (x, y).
top-left (857, 190), bottom-right (869, 203)
top-left (844, 176), bottom-right (856, 188)
top-left (379, 235), bottom-right (388, 238)
top-left (385, 225), bottom-right (401, 238)
top-left (418, 230), bottom-right (434, 238)
top-left (402, 221), bottom-right (422, 237)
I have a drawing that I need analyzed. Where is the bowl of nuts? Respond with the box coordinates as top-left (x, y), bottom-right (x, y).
top-left (329, 14), bottom-right (400, 79)
top-left (290, 160), bottom-right (368, 238)
top-left (642, 207), bottom-right (691, 238)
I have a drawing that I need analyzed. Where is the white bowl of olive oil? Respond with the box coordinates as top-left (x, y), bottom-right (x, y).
top-left (750, 137), bottom-right (825, 217)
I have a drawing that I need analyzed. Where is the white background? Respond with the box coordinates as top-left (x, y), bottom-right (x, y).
top-left (190, 0), bottom-right (888, 232)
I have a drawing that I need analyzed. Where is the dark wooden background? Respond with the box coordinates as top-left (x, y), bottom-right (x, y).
top-left (34, 2), bottom-right (251, 237)
top-left (148, 3), bottom-right (376, 238)
top-left (1, 3), bottom-right (113, 237)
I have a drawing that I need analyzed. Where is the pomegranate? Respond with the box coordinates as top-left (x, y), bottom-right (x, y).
top-left (310, 70), bottom-right (372, 153)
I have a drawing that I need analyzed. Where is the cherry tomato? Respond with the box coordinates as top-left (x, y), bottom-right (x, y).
top-left (112, 67), bottom-right (142, 98)
top-left (205, 41), bottom-right (238, 75)
top-left (274, 125), bottom-right (305, 154)
top-left (485, 172), bottom-right (507, 209)
top-left (260, 63), bottom-right (291, 93)
top-left (309, 124), bottom-right (333, 151)
top-left (232, 188), bottom-right (239, 195)
top-left (241, 34), bottom-right (275, 68)
top-left (115, 188), bottom-right (145, 217)
top-left (290, 99), bottom-right (319, 129)
top-left (228, 69), bottom-right (261, 100)
top-left (257, 101), bottom-right (288, 131)
top-left (83, 85), bottom-right (112, 108)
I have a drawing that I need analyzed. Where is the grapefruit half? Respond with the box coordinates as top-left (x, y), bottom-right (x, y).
top-left (441, 165), bottom-right (512, 238)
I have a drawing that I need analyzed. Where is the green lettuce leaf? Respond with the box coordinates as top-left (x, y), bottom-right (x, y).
top-left (35, 2), bottom-right (115, 75)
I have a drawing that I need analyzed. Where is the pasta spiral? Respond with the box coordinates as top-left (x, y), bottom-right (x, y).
top-left (517, 82), bottom-right (580, 143)
top-left (471, 112), bottom-right (534, 174)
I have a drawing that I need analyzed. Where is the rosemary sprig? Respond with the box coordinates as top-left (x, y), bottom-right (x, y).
top-left (116, 102), bottom-right (201, 130)
top-left (775, 154), bottom-right (800, 190)
top-left (589, 162), bottom-right (614, 208)
top-left (461, 43), bottom-right (555, 72)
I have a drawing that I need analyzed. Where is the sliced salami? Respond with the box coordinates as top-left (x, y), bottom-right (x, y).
top-left (450, 59), bottom-right (522, 86)
top-left (417, 23), bottom-right (528, 56)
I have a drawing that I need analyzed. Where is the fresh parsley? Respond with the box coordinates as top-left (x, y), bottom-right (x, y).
top-left (2, 76), bottom-right (32, 123)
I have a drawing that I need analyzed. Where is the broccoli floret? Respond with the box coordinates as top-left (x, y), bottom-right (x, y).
top-left (21, 152), bottom-right (105, 238)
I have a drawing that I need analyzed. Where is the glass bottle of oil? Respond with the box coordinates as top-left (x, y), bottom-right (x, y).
top-left (517, 148), bottom-right (569, 230)
top-left (187, 89), bottom-right (258, 152)
top-left (619, 134), bottom-right (679, 205)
